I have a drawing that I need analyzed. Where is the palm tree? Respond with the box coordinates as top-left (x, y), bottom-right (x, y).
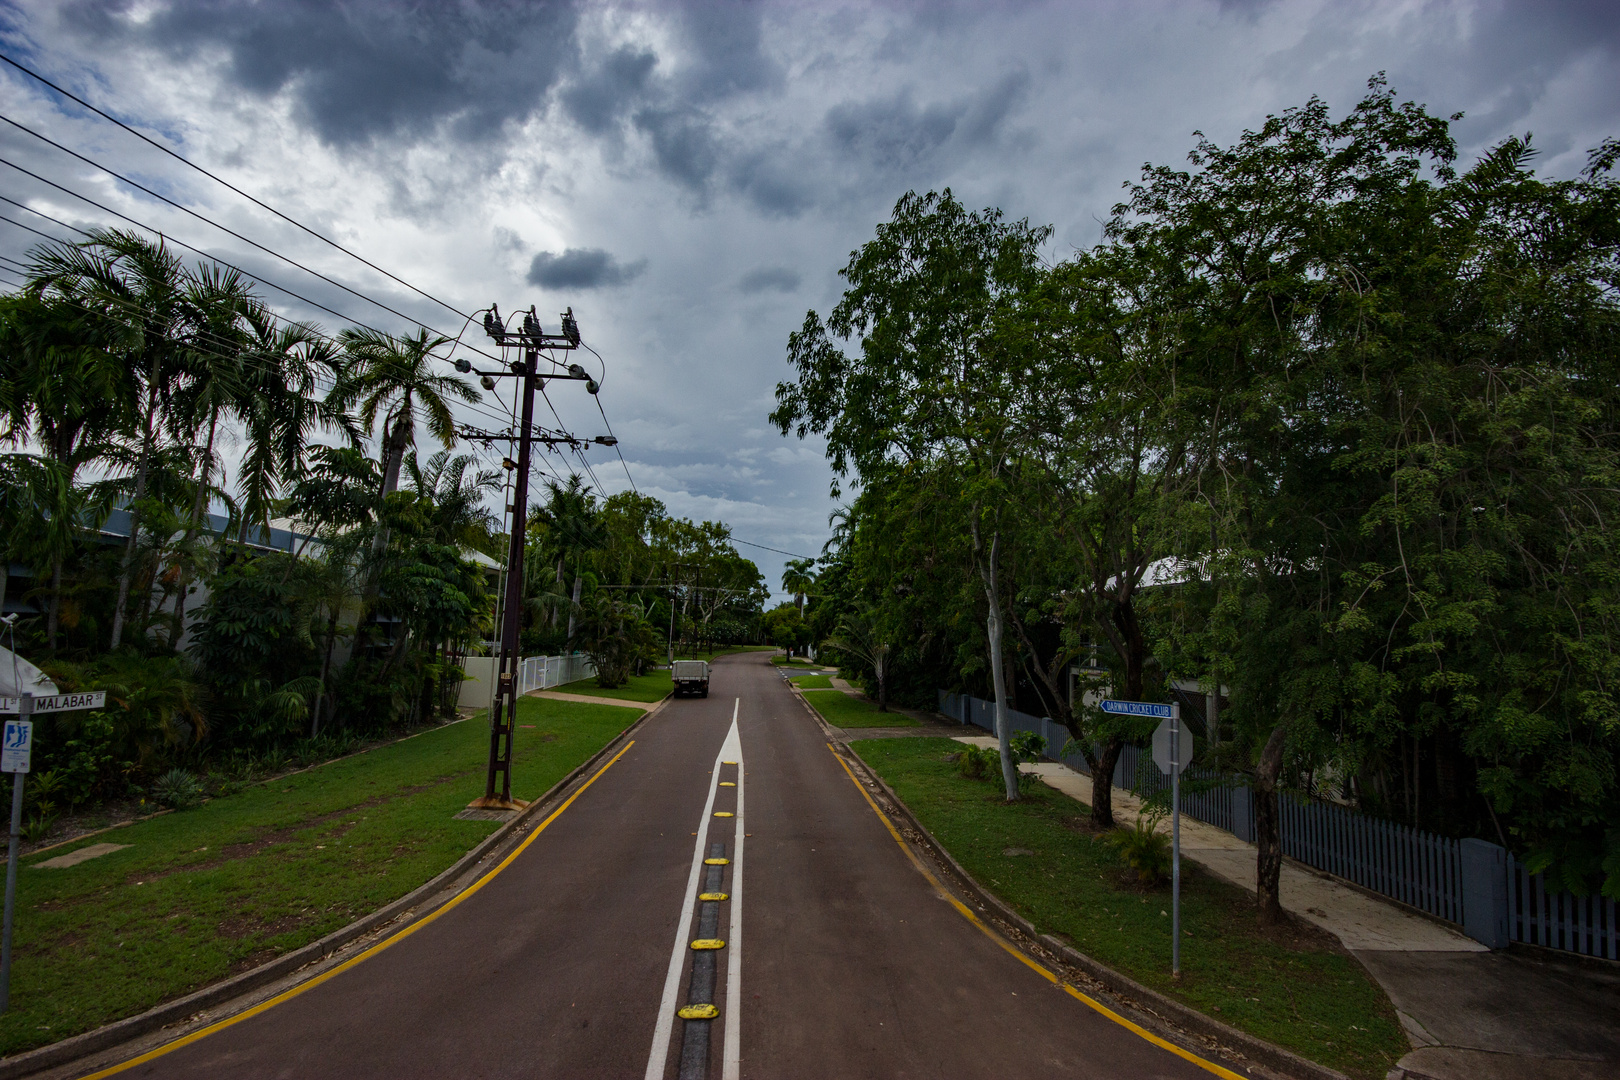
top-left (531, 476), bottom-right (605, 642)
top-left (231, 306), bottom-right (351, 546)
top-left (782, 557), bottom-right (816, 617)
top-left (333, 328), bottom-right (476, 509)
top-left (826, 606), bottom-right (892, 711)
top-left (25, 229), bottom-right (193, 650)
top-left (406, 449), bottom-right (501, 549)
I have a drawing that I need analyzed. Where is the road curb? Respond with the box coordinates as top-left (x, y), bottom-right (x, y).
top-left (0, 695), bottom-right (669, 1080)
top-left (825, 731), bottom-right (1351, 1080)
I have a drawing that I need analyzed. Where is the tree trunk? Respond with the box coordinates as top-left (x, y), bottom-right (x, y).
top-left (1254, 722), bottom-right (1288, 925)
top-left (314, 604), bottom-right (341, 735)
top-left (46, 557), bottom-right (62, 651)
top-left (370, 403), bottom-right (412, 560)
top-left (875, 653), bottom-right (888, 712)
top-left (567, 571), bottom-right (582, 642)
top-left (1088, 736), bottom-right (1125, 826)
top-left (169, 411), bottom-right (219, 650)
top-left (974, 525), bottom-right (1020, 802)
top-left (110, 370), bottom-right (161, 649)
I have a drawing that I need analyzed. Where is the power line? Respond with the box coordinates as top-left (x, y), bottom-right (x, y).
top-left (0, 194), bottom-right (533, 436)
top-left (0, 111), bottom-right (512, 368)
top-left (0, 51), bottom-right (475, 324)
top-left (730, 538), bottom-right (817, 560)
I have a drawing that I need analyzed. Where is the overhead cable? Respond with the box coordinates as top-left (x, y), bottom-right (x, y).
top-left (0, 51), bottom-right (475, 323)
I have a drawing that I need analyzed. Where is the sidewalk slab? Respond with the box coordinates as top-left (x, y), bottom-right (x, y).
top-left (528, 690), bottom-right (651, 710)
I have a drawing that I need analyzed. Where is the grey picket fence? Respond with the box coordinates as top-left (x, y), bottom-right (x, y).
top-left (1507, 855), bottom-right (1618, 960)
top-left (1277, 791), bottom-right (1463, 924)
top-left (935, 690), bottom-right (1619, 955)
top-left (938, 690), bottom-right (1248, 834)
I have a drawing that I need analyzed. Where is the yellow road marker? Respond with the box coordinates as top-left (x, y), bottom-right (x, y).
top-left (826, 744), bottom-right (1245, 1080)
top-left (690, 939), bottom-right (726, 950)
top-left (678, 1004), bottom-right (719, 1020)
top-left (722, 760), bottom-right (738, 765)
top-left (699, 892), bottom-right (729, 902)
top-left (713, 811), bottom-right (734, 818)
top-left (79, 741), bottom-right (640, 1080)
top-left (704, 857), bottom-right (730, 865)
top-left (719, 781), bottom-right (736, 787)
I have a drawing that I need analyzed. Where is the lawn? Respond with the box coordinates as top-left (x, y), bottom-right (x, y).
top-left (553, 669), bottom-right (672, 702)
top-left (790, 673), bottom-right (834, 689)
top-left (800, 689), bottom-right (919, 728)
top-left (0, 696), bottom-right (643, 1058)
top-left (770, 654), bottom-right (818, 666)
top-left (850, 738), bottom-right (1407, 1080)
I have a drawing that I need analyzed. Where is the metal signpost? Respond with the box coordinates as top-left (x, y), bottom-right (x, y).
top-left (1100, 698), bottom-right (1188, 976)
top-left (0, 689), bottom-right (105, 1013)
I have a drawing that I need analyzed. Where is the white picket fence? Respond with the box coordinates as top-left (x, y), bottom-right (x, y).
top-left (516, 653), bottom-right (597, 694)
top-left (458, 653), bottom-right (597, 707)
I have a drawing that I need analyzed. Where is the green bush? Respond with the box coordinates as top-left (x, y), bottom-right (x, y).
top-left (955, 744), bottom-right (1001, 780)
top-left (1110, 809), bottom-right (1172, 885)
top-left (150, 768), bottom-right (205, 810)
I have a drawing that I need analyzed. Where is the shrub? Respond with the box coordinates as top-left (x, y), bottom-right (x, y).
top-left (1110, 809), bottom-right (1172, 885)
top-left (955, 744), bottom-right (1001, 781)
top-left (150, 768), bottom-right (205, 810)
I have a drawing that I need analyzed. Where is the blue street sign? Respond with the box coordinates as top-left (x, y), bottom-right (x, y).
top-left (1097, 699), bottom-right (1173, 719)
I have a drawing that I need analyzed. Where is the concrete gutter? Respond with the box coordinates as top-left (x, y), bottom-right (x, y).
top-left (0, 695), bottom-right (670, 1080)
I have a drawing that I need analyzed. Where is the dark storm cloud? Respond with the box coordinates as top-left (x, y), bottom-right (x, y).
top-left (561, 46), bottom-right (657, 135)
top-left (633, 106), bottom-right (721, 192)
top-left (55, 0), bottom-right (581, 147)
top-left (526, 248), bottom-right (645, 289)
top-left (737, 267), bottom-right (801, 294)
top-left (674, 0), bottom-right (782, 101)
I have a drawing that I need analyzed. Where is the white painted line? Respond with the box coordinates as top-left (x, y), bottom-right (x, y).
top-left (721, 698), bottom-right (744, 1080)
top-left (643, 700), bottom-right (739, 1080)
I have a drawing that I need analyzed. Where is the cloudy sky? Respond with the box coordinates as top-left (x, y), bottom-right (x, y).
top-left (1, 0), bottom-right (1615, 602)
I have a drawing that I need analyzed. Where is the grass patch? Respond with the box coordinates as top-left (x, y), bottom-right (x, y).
top-left (0, 696), bottom-right (642, 1057)
top-left (553, 670), bottom-right (672, 703)
top-left (850, 737), bottom-right (1407, 1080)
top-left (800, 689), bottom-right (918, 728)
top-left (770, 655), bottom-right (818, 666)
top-left (790, 674), bottom-right (834, 689)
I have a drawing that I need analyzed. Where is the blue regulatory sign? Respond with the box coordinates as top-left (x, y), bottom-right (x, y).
top-left (1098, 699), bottom-right (1173, 719)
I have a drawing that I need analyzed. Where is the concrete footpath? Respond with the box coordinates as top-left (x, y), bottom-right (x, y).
top-left (955, 735), bottom-right (1620, 1080)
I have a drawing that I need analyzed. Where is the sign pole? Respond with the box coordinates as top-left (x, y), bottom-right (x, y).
top-left (1171, 702), bottom-right (1181, 978)
top-left (1, 691), bottom-right (30, 1013)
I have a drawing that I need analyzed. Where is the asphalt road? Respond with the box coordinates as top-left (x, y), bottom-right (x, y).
top-left (82, 653), bottom-right (1225, 1079)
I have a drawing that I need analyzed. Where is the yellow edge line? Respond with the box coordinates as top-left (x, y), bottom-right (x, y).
top-left (826, 743), bottom-right (1244, 1080)
top-left (80, 740), bottom-right (638, 1080)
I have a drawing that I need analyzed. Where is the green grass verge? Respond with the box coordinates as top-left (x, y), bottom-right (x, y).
top-left (553, 669), bottom-right (672, 702)
top-left (800, 689), bottom-right (919, 728)
top-left (849, 738), bottom-right (1407, 1080)
top-left (770, 654), bottom-right (817, 665)
top-left (0, 696), bottom-right (643, 1057)
top-left (790, 674), bottom-right (834, 689)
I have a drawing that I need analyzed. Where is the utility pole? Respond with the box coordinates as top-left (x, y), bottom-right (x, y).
top-left (459, 305), bottom-right (595, 811)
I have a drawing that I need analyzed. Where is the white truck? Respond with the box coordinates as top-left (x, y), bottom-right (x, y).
top-left (671, 660), bottom-right (710, 698)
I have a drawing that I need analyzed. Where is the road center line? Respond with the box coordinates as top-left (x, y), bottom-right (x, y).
top-left (644, 701), bottom-right (741, 1080)
top-left (720, 704), bottom-right (744, 1080)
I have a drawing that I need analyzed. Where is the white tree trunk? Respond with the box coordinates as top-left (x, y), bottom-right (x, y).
top-left (980, 530), bottom-right (1020, 800)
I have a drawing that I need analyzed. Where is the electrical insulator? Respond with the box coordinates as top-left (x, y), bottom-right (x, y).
top-left (480, 375), bottom-right (497, 391)
top-left (586, 379), bottom-right (599, 395)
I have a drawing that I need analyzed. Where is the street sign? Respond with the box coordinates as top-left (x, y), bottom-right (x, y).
top-left (0, 691), bottom-right (105, 716)
top-left (1098, 699), bottom-right (1173, 719)
top-left (0, 723), bottom-right (29, 775)
top-left (1152, 717), bottom-right (1192, 775)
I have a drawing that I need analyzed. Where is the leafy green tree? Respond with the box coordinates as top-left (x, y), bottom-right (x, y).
top-left (773, 189), bottom-right (1051, 800)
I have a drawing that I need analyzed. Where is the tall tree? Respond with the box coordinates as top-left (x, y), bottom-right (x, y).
top-left (773, 189), bottom-right (1050, 799)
